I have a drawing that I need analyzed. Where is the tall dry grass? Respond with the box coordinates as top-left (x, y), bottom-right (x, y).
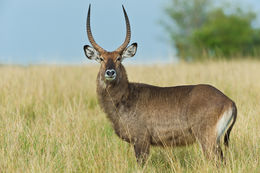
top-left (0, 60), bottom-right (259, 172)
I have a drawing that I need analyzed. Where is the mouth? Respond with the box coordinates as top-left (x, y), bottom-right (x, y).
top-left (104, 69), bottom-right (117, 81)
top-left (105, 76), bottom-right (116, 81)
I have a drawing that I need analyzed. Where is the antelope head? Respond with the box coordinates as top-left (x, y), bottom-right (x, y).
top-left (83, 5), bottom-right (137, 83)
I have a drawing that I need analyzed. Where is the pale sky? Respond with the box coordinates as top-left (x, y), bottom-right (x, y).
top-left (0, 0), bottom-right (259, 64)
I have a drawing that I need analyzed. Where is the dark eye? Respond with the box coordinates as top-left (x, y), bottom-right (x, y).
top-left (116, 57), bottom-right (121, 62)
top-left (99, 57), bottom-right (104, 61)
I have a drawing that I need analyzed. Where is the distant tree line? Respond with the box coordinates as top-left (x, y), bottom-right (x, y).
top-left (162, 0), bottom-right (260, 60)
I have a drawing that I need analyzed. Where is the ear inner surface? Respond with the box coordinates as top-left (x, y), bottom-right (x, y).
top-left (84, 45), bottom-right (100, 62)
top-left (122, 43), bottom-right (137, 58)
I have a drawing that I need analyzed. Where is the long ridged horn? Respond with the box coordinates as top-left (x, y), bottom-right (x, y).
top-left (87, 4), bottom-right (105, 53)
top-left (116, 5), bottom-right (131, 53)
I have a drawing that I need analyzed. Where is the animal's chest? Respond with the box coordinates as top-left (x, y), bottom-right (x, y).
top-left (100, 97), bottom-right (138, 143)
top-left (113, 107), bottom-right (138, 143)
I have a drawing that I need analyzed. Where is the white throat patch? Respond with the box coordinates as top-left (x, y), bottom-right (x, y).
top-left (99, 75), bottom-right (106, 89)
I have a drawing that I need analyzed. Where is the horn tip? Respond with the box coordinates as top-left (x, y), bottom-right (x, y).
top-left (122, 5), bottom-right (126, 11)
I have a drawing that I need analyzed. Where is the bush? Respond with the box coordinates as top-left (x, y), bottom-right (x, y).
top-left (192, 9), bottom-right (260, 58)
top-left (163, 0), bottom-right (260, 60)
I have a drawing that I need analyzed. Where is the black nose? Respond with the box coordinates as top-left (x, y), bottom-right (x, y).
top-left (105, 69), bottom-right (116, 77)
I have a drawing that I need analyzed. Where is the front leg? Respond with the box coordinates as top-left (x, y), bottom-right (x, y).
top-left (134, 140), bottom-right (150, 165)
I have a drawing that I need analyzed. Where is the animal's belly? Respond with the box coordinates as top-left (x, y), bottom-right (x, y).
top-left (150, 128), bottom-right (195, 146)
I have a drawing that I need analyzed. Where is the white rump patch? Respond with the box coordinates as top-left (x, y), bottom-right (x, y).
top-left (216, 107), bottom-right (233, 143)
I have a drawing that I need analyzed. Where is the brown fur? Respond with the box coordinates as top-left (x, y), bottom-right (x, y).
top-left (94, 55), bottom-right (237, 164)
top-left (84, 5), bottom-right (237, 165)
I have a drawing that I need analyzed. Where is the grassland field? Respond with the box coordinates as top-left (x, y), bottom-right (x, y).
top-left (0, 60), bottom-right (259, 172)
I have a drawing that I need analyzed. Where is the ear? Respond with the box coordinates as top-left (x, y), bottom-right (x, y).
top-left (122, 43), bottom-right (137, 59)
top-left (83, 45), bottom-right (101, 62)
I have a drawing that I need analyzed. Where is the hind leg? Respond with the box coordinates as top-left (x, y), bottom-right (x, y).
top-left (200, 142), bottom-right (223, 162)
top-left (215, 144), bottom-right (224, 162)
top-left (197, 131), bottom-right (224, 162)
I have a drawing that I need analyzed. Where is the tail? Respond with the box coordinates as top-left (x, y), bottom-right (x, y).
top-left (224, 102), bottom-right (237, 147)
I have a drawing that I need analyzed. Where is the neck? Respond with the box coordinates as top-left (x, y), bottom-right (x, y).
top-left (96, 65), bottom-right (129, 117)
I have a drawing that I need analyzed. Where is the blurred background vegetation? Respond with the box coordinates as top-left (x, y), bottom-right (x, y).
top-left (162, 0), bottom-right (260, 61)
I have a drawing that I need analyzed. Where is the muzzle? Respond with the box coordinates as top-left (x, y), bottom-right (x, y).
top-left (105, 69), bottom-right (116, 81)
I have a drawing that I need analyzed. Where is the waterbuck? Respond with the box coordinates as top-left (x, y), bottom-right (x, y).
top-left (83, 5), bottom-right (237, 164)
